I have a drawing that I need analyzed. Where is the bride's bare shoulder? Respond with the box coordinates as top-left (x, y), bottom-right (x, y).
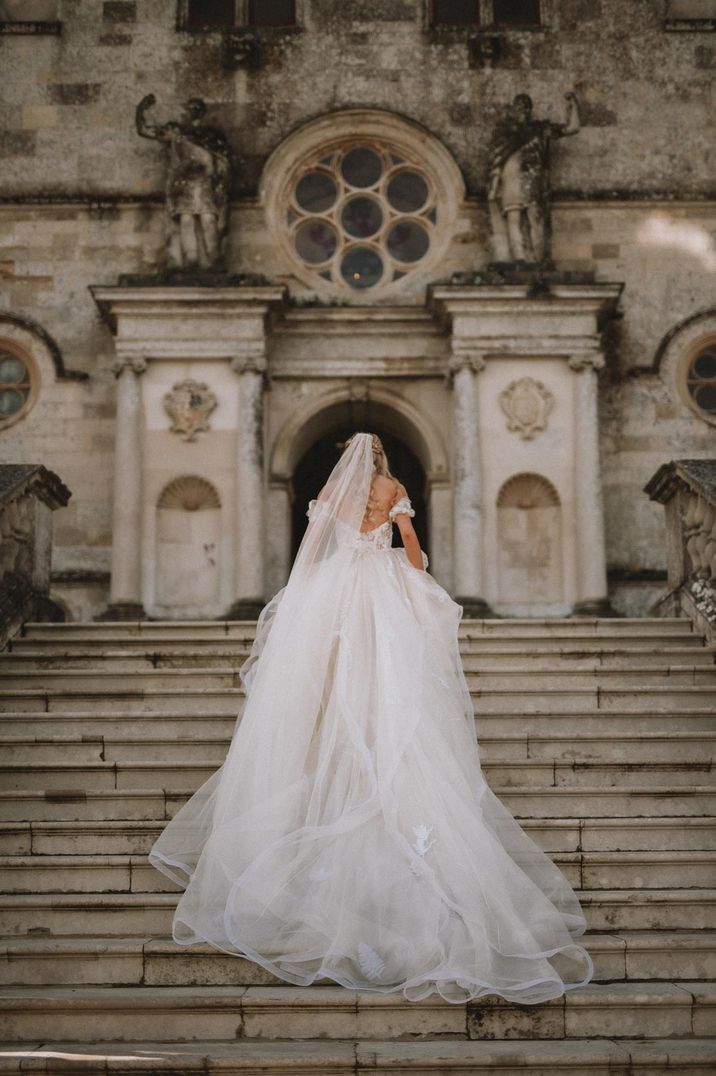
top-left (390, 478), bottom-right (408, 501)
top-left (372, 474), bottom-right (397, 496)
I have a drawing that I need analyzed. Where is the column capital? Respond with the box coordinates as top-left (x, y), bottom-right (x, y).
top-left (111, 355), bottom-right (147, 377)
top-left (231, 350), bottom-right (267, 376)
top-left (568, 353), bottom-right (605, 373)
top-left (448, 349), bottom-right (486, 377)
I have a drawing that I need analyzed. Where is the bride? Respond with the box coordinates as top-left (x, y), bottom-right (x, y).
top-left (149, 432), bottom-right (593, 1004)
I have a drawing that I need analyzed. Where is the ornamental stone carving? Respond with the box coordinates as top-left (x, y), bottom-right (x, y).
top-left (568, 353), bottom-right (606, 372)
top-left (499, 377), bottom-right (554, 440)
top-left (163, 379), bottom-right (218, 442)
top-left (448, 349), bottom-right (486, 381)
top-left (487, 92), bottom-right (581, 265)
top-left (135, 94), bottom-right (231, 271)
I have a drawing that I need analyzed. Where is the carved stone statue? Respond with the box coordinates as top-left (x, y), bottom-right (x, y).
top-left (487, 92), bottom-right (580, 266)
top-left (135, 95), bottom-right (231, 271)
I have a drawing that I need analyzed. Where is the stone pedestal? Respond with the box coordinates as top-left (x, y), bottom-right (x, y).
top-left (431, 281), bottom-right (622, 617)
top-left (92, 285), bottom-right (285, 620)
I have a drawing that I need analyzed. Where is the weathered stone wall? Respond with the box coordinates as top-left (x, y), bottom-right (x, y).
top-left (2, 1), bottom-right (714, 198)
top-left (0, 0), bottom-right (714, 617)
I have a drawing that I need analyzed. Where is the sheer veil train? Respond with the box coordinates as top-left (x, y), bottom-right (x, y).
top-left (149, 432), bottom-right (593, 1004)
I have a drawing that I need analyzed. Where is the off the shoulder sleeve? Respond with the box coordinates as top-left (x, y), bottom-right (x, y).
top-left (306, 498), bottom-right (332, 522)
top-left (389, 496), bottom-right (415, 521)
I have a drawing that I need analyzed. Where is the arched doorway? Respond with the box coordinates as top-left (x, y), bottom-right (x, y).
top-left (291, 427), bottom-right (428, 560)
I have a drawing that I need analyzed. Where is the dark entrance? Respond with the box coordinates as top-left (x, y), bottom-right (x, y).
top-left (291, 427), bottom-right (428, 561)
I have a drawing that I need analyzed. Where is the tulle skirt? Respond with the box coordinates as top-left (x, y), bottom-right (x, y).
top-left (149, 545), bottom-right (593, 1004)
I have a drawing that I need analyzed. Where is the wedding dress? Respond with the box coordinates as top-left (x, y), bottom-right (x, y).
top-left (149, 433), bottom-right (593, 1004)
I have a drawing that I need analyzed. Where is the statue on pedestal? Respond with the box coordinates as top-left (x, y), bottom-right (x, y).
top-left (487, 92), bottom-right (580, 266)
top-left (135, 95), bottom-right (231, 271)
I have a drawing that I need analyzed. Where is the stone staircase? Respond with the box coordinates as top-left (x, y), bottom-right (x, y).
top-left (0, 616), bottom-right (714, 1074)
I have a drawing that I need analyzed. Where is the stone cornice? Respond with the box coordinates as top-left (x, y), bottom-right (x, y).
top-left (90, 285), bottom-right (287, 335)
top-left (645, 459), bottom-right (716, 506)
top-left (0, 464), bottom-right (71, 512)
top-left (429, 282), bottom-right (624, 324)
top-left (268, 356), bottom-right (447, 379)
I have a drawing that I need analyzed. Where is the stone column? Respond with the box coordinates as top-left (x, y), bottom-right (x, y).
top-left (569, 354), bottom-right (610, 614)
top-left (450, 348), bottom-right (491, 617)
top-left (107, 355), bottom-right (146, 619)
top-left (228, 351), bottom-right (266, 619)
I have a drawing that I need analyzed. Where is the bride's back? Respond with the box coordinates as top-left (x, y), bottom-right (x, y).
top-left (361, 473), bottom-right (402, 532)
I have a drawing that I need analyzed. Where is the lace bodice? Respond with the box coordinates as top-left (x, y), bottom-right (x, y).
top-left (307, 495), bottom-right (415, 553)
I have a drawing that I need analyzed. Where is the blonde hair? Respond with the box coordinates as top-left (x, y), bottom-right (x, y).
top-left (344, 432), bottom-right (393, 478)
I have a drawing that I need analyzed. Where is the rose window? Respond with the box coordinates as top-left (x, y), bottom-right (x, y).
top-left (287, 144), bottom-right (437, 291)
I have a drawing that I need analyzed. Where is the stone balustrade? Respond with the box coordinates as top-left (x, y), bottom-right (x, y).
top-left (645, 459), bottom-right (716, 641)
top-left (0, 464), bottom-right (71, 647)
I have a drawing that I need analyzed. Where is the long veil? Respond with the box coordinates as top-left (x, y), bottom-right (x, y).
top-left (239, 431), bottom-right (374, 694)
top-left (149, 431), bottom-right (592, 1004)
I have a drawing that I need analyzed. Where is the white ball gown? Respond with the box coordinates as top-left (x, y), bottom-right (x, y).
top-left (149, 434), bottom-right (593, 1004)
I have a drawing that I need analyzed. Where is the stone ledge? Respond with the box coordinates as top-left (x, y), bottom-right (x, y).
top-left (0, 20), bottom-right (61, 34)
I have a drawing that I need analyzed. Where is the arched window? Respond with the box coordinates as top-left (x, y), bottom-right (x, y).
top-left (685, 343), bottom-right (716, 422)
top-left (0, 342), bottom-right (36, 431)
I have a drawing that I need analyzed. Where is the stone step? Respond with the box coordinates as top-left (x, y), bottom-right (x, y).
top-left (3, 666), bottom-right (716, 693)
top-left (0, 1038), bottom-right (714, 1076)
top-left (3, 729), bottom-right (713, 766)
top-left (3, 645), bottom-right (713, 671)
top-left (3, 849), bottom-right (713, 895)
top-left (2, 685), bottom-right (716, 714)
top-left (2, 888), bottom-right (714, 937)
top-left (1, 784), bottom-right (713, 823)
top-left (11, 625), bottom-right (707, 646)
top-left (2, 756), bottom-right (712, 793)
top-left (0, 712), bottom-right (240, 737)
top-left (2, 931), bottom-right (713, 988)
top-left (4, 815), bottom-right (711, 858)
top-left (2, 708), bottom-right (714, 738)
top-left (0, 982), bottom-right (713, 1044)
top-left (18, 617), bottom-right (698, 640)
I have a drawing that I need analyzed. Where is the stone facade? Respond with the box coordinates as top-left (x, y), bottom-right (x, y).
top-left (0, 0), bottom-right (714, 619)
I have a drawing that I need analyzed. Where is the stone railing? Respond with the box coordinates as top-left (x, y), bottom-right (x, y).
top-left (645, 459), bottom-right (716, 641)
top-left (0, 465), bottom-right (71, 648)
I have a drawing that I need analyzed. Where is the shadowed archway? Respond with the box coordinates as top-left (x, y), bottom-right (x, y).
top-left (291, 426), bottom-right (428, 561)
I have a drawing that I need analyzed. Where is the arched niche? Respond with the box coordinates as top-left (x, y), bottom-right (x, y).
top-left (496, 473), bottom-right (563, 609)
top-left (155, 475), bottom-right (222, 617)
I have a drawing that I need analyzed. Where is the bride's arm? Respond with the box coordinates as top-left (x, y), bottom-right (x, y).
top-left (392, 484), bottom-right (424, 571)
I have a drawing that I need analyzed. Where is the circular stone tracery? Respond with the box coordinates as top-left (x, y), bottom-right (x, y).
top-left (288, 143), bottom-right (437, 291)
